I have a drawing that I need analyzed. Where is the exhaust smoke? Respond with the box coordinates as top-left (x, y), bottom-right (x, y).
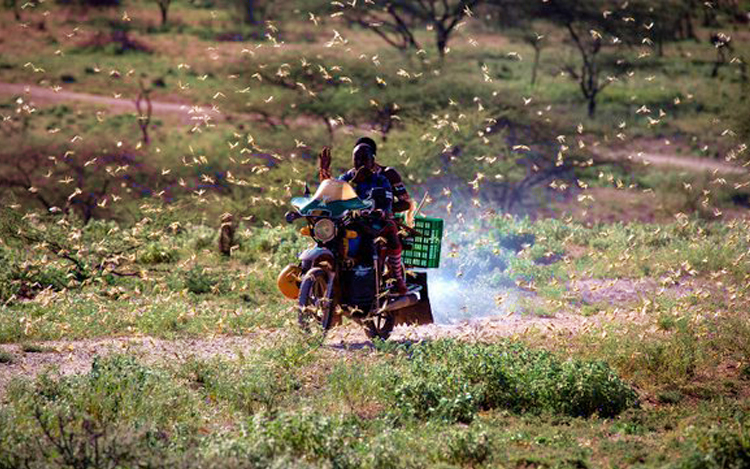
top-left (418, 209), bottom-right (524, 325)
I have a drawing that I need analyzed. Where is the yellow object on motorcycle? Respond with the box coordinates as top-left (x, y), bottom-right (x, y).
top-left (300, 226), bottom-right (311, 236)
top-left (277, 264), bottom-right (302, 300)
top-left (345, 230), bottom-right (358, 239)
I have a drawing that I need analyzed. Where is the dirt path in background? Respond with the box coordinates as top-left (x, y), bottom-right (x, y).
top-left (0, 82), bottom-right (348, 129)
top-left (3, 81), bottom-right (748, 176)
top-left (0, 82), bottom-right (215, 122)
top-left (596, 146), bottom-right (749, 175)
top-left (0, 82), bottom-right (269, 126)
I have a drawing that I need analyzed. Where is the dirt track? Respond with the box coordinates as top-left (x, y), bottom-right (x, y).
top-left (600, 147), bottom-right (749, 175)
top-left (2, 81), bottom-right (748, 176)
top-left (1, 273), bottom-right (697, 399)
top-left (0, 313), bottom-right (605, 400)
top-left (0, 82), bottom-right (243, 125)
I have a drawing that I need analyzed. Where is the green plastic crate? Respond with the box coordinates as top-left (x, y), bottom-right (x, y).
top-left (402, 216), bottom-right (443, 268)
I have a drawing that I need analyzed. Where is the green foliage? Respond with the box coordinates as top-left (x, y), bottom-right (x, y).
top-left (138, 241), bottom-right (178, 265)
top-left (0, 350), bottom-right (14, 364)
top-left (180, 331), bottom-right (320, 415)
top-left (489, 215), bottom-right (750, 285)
top-left (388, 339), bottom-right (638, 423)
top-left (237, 225), bottom-right (310, 267)
top-left (253, 412), bottom-right (362, 467)
top-left (677, 424), bottom-right (750, 469)
top-left (182, 265), bottom-right (221, 294)
top-left (582, 321), bottom-right (701, 391)
top-left (0, 355), bottom-right (205, 469)
top-left (443, 426), bottom-right (492, 466)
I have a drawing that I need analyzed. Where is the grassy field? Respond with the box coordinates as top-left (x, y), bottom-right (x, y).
top-left (1, 0), bottom-right (750, 467)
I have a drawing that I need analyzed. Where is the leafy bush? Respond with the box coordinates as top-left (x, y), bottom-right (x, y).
top-left (0, 350), bottom-right (15, 364)
top-left (388, 340), bottom-right (638, 423)
top-left (180, 356), bottom-right (299, 415)
top-left (677, 424), bottom-right (750, 469)
top-left (138, 242), bottom-right (178, 265)
top-left (443, 426), bottom-right (491, 466)
top-left (585, 318), bottom-right (701, 391)
top-left (0, 244), bottom-right (18, 301)
top-left (182, 265), bottom-right (221, 294)
top-left (238, 225), bottom-right (309, 267)
top-left (0, 355), bottom-right (203, 469)
top-left (253, 412), bottom-right (362, 467)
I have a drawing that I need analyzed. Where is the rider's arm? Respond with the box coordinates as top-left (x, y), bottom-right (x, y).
top-left (382, 167), bottom-right (411, 213)
top-left (338, 169), bottom-right (355, 182)
top-left (319, 167), bottom-right (332, 181)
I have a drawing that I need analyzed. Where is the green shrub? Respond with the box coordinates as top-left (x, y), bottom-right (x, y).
top-left (443, 427), bottom-right (491, 466)
top-left (388, 340), bottom-right (637, 423)
top-left (253, 412), bottom-right (361, 466)
top-left (0, 355), bottom-right (205, 469)
top-left (239, 225), bottom-right (309, 268)
top-left (0, 245), bottom-right (18, 301)
top-left (594, 323), bottom-right (700, 389)
top-left (180, 356), bottom-right (298, 415)
top-left (10, 264), bottom-right (72, 294)
top-left (0, 350), bottom-right (14, 364)
top-left (182, 265), bottom-right (220, 294)
top-left (677, 424), bottom-right (750, 469)
top-left (138, 242), bottom-right (178, 265)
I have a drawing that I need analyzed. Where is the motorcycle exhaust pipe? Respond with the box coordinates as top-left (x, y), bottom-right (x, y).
top-left (384, 292), bottom-right (419, 312)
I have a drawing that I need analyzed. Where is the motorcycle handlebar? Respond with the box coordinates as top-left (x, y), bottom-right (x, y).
top-left (284, 211), bottom-right (301, 223)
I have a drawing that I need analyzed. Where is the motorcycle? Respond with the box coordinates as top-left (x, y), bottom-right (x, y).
top-left (277, 179), bottom-right (441, 340)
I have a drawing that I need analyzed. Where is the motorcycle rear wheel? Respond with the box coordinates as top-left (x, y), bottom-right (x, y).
top-left (297, 268), bottom-right (334, 331)
top-left (364, 309), bottom-right (395, 341)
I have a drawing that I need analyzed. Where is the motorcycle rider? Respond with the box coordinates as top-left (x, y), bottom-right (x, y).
top-left (318, 138), bottom-right (411, 295)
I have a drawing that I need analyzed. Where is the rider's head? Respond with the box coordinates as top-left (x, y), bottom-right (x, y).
top-left (352, 137), bottom-right (377, 171)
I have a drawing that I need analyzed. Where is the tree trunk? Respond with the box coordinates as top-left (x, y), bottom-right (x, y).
top-left (159, 3), bottom-right (168, 27)
top-left (587, 95), bottom-right (596, 118)
top-left (436, 27), bottom-right (448, 62)
top-left (245, 0), bottom-right (256, 25)
top-left (531, 47), bottom-right (540, 86)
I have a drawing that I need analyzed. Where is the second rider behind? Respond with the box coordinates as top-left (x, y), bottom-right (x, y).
top-left (318, 137), bottom-right (412, 295)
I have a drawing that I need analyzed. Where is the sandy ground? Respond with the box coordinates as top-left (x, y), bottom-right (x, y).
top-left (0, 82), bottom-right (230, 126)
top-left (595, 141), bottom-right (749, 175)
top-left (0, 276), bottom-right (706, 400)
top-left (0, 314), bottom-right (598, 399)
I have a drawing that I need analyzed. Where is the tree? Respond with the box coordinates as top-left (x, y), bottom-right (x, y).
top-left (346, 0), bottom-right (481, 62)
top-left (135, 77), bottom-right (153, 146)
top-left (520, 30), bottom-right (548, 86)
top-left (3, 0), bottom-right (21, 21)
top-left (226, 0), bottom-right (270, 26)
top-left (533, 0), bottom-right (645, 118)
top-left (154, 0), bottom-right (171, 27)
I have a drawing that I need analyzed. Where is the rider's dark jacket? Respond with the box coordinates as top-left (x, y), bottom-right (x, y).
top-left (338, 170), bottom-right (394, 214)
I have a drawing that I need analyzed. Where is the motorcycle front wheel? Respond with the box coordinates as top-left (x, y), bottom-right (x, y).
top-left (297, 268), bottom-right (334, 331)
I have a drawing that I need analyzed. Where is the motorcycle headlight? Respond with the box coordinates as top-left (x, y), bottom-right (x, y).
top-left (313, 219), bottom-right (336, 243)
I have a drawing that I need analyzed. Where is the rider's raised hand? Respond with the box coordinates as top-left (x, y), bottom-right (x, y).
top-left (319, 146), bottom-right (331, 170)
top-left (318, 146), bottom-right (332, 181)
